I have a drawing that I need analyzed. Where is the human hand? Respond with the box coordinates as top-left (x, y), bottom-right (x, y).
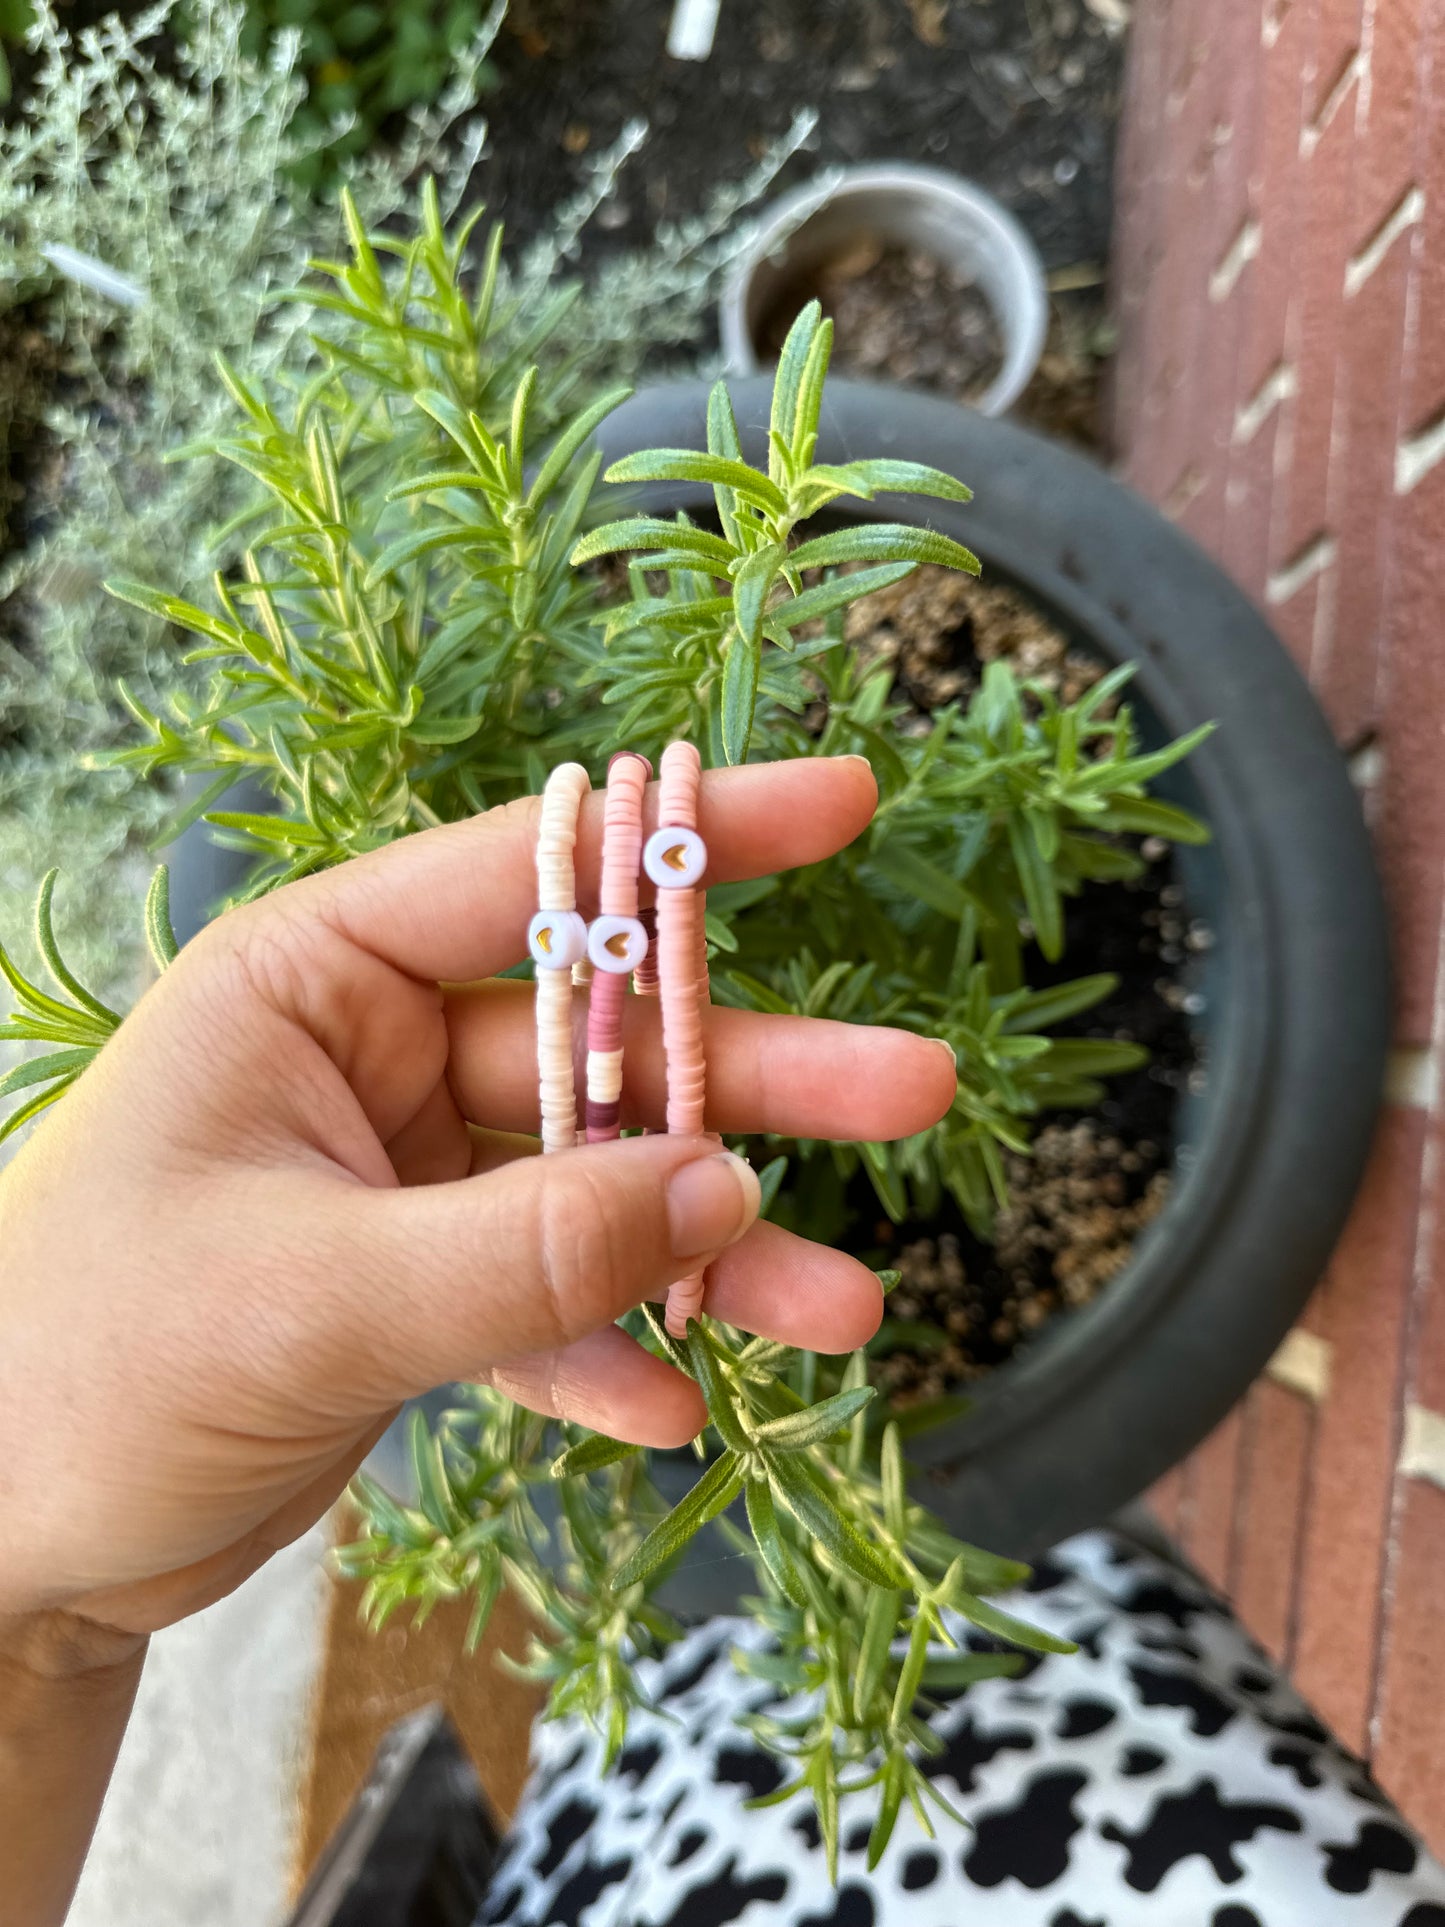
top-left (0, 756), bottom-right (955, 1641)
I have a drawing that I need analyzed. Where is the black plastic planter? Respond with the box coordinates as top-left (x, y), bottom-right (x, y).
top-left (169, 376), bottom-right (1389, 1571)
top-left (595, 376), bottom-right (1390, 1564)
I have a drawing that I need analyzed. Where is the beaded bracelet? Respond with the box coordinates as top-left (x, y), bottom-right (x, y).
top-left (584, 752), bottom-right (651, 1142)
top-left (527, 761), bottom-right (591, 1153)
top-left (644, 741), bottom-right (712, 1337)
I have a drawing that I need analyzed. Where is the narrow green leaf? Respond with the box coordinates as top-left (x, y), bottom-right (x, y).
top-left (408, 1408), bottom-right (455, 1534)
top-left (0, 1076), bottom-right (78, 1145)
top-left (1007, 811), bottom-right (1064, 959)
top-left (757, 1154), bottom-right (789, 1216)
top-left (603, 450), bottom-right (787, 518)
top-left (767, 560), bottom-right (916, 635)
top-left (707, 378), bottom-right (745, 462)
top-left (763, 1452), bottom-right (906, 1590)
top-left (684, 1320), bottom-right (751, 1451)
top-left (1093, 796), bottom-right (1212, 844)
top-left (549, 1432), bottom-right (643, 1479)
top-left (948, 1586), bottom-right (1078, 1655)
top-left (868, 1752), bottom-right (907, 1871)
top-left (0, 940), bottom-right (107, 1032)
top-left (769, 301), bottom-right (822, 478)
top-left (720, 627), bottom-right (761, 767)
top-left (745, 1475), bottom-right (806, 1605)
top-left (612, 1449), bottom-right (744, 1589)
top-left (350, 1471), bottom-right (434, 1549)
top-left (464, 1556), bottom-right (502, 1655)
top-left (506, 366), bottom-right (539, 489)
top-left (528, 386), bottom-right (632, 507)
top-left (0, 1047), bottom-right (97, 1102)
top-left (34, 872), bottom-right (119, 1024)
top-left (733, 542), bottom-right (787, 648)
top-left (364, 524), bottom-right (476, 588)
top-left (807, 458), bottom-right (974, 503)
top-left (144, 866), bottom-right (180, 973)
top-left (571, 518), bottom-right (736, 568)
top-left (854, 1583), bottom-right (902, 1722)
top-left (861, 1138), bottom-right (908, 1223)
top-left (105, 579), bottom-right (241, 648)
top-left (791, 312), bottom-right (834, 455)
top-left (205, 811), bottom-right (329, 848)
top-left (890, 1607), bottom-right (934, 1724)
top-left (920, 1651), bottom-right (1028, 1688)
top-left (754, 1384), bottom-right (875, 1450)
top-left (385, 469), bottom-right (499, 500)
top-left (881, 1422), bottom-right (906, 1543)
top-left (744, 1774), bottom-right (808, 1812)
top-left (788, 523), bottom-right (981, 577)
top-left (639, 1299), bottom-right (690, 1370)
top-left (1037, 1037), bottom-right (1150, 1076)
top-left (872, 840), bottom-right (974, 920)
top-left (1004, 973), bottom-right (1117, 1031)
top-left (1076, 720), bottom-right (1216, 792)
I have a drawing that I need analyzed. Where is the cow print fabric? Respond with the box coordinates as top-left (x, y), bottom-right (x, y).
top-left (478, 1532), bottom-right (1445, 1925)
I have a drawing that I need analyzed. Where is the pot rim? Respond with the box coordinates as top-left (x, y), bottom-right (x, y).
top-left (170, 372), bottom-right (1390, 1573)
top-left (592, 373), bottom-right (1389, 1566)
top-left (719, 163), bottom-right (1050, 417)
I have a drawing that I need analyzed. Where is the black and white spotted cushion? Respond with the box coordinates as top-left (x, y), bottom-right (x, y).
top-left (479, 1532), bottom-right (1445, 1926)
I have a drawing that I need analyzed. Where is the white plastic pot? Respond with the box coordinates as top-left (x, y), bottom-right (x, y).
top-left (719, 163), bottom-right (1049, 417)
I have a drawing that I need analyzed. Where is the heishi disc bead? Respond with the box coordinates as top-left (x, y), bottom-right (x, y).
top-left (587, 913), bottom-right (649, 974)
top-left (528, 907), bottom-right (588, 970)
top-left (643, 824), bottom-right (707, 890)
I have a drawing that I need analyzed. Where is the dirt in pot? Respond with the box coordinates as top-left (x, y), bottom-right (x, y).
top-left (843, 560), bottom-right (1106, 711)
top-left (870, 853), bottom-right (1199, 1407)
top-left (759, 238), bottom-right (1007, 405)
top-left (839, 565), bottom-right (1205, 1401)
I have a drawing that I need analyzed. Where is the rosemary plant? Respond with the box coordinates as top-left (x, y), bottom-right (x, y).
top-left (0, 187), bottom-right (1210, 1864)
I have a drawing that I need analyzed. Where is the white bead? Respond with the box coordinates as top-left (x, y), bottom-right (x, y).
top-left (643, 825), bottom-right (707, 889)
top-left (587, 913), bottom-right (649, 974)
top-left (529, 908), bottom-right (588, 970)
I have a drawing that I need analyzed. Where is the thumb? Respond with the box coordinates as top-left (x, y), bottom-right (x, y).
top-left (299, 1134), bottom-right (761, 1412)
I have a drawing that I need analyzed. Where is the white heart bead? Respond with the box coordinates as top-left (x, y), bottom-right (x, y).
top-left (643, 825), bottom-right (707, 889)
top-left (587, 913), bottom-right (649, 974)
top-left (528, 908), bottom-right (588, 970)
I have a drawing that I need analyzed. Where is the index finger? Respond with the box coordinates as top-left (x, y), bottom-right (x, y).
top-left (270, 756), bottom-right (878, 985)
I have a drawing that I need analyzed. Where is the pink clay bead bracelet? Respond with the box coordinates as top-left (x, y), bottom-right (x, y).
top-left (526, 749), bottom-right (718, 1338)
top-left (528, 761), bottom-right (590, 1153)
top-left (647, 742), bottom-right (713, 1337)
top-left (585, 752), bottom-right (651, 1143)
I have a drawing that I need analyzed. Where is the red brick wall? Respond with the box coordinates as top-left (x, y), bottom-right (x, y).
top-left (1111, 0), bottom-right (1445, 1849)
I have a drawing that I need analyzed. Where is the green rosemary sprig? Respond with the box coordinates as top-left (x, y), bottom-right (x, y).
top-left (574, 302), bottom-right (981, 768)
top-left (0, 868), bottom-right (177, 1143)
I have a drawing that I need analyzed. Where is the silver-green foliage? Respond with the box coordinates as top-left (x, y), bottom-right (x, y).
top-left (0, 0), bottom-right (811, 991)
top-left (0, 0), bottom-right (490, 988)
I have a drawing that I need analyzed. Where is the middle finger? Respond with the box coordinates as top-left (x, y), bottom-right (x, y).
top-left (445, 980), bottom-right (957, 1141)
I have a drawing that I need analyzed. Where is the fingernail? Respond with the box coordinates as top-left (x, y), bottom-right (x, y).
top-left (926, 1035), bottom-right (958, 1066)
top-left (667, 1151), bottom-right (761, 1258)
